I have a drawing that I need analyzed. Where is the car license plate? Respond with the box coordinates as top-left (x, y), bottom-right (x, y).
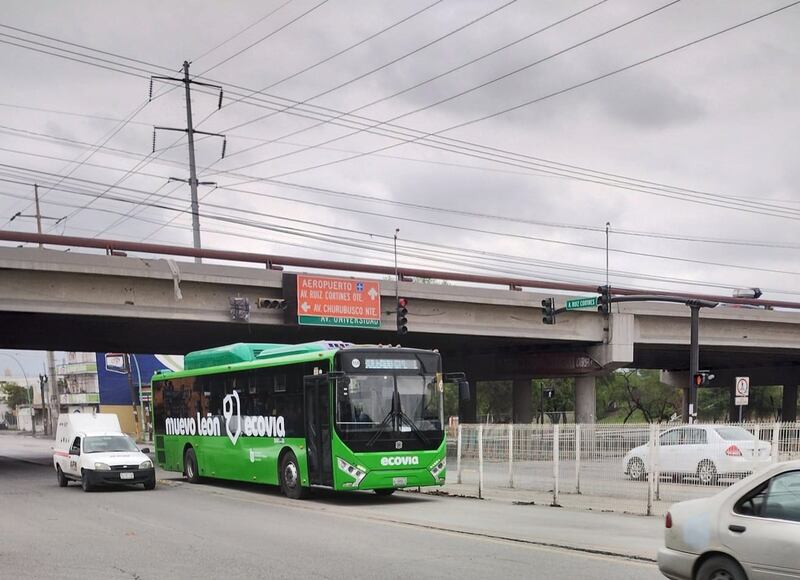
top-left (392, 477), bottom-right (407, 487)
top-left (120, 472), bottom-right (134, 480)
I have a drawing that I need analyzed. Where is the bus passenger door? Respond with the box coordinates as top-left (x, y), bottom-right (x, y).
top-left (304, 375), bottom-right (333, 486)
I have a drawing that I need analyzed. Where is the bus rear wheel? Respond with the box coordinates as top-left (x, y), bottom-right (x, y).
top-left (184, 448), bottom-right (200, 484)
top-left (279, 451), bottom-right (308, 500)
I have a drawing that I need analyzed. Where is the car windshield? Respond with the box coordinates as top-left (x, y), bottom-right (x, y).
top-left (715, 427), bottom-right (753, 441)
top-left (83, 435), bottom-right (139, 453)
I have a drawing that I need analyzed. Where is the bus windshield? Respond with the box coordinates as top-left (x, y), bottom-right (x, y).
top-left (336, 373), bottom-right (443, 437)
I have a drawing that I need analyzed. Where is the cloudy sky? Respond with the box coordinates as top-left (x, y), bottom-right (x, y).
top-left (2, 0), bottom-right (799, 370)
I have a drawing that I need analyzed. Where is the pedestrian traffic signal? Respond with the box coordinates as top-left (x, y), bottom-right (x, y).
top-left (541, 297), bottom-right (556, 325)
top-left (597, 285), bottom-right (611, 316)
top-left (396, 297), bottom-right (408, 334)
top-left (693, 372), bottom-right (714, 387)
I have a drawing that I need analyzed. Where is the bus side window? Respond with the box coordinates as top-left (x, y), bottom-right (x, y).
top-left (205, 375), bottom-right (224, 417)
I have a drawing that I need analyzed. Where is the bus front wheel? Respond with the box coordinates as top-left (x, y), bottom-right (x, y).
top-left (184, 448), bottom-right (200, 484)
top-left (279, 451), bottom-right (308, 500)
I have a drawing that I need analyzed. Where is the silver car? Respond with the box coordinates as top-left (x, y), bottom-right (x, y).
top-left (658, 460), bottom-right (800, 579)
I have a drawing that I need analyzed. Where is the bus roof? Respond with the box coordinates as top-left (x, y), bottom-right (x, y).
top-left (184, 341), bottom-right (352, 371)
top-left (152, 341), bottom-right (439, 381)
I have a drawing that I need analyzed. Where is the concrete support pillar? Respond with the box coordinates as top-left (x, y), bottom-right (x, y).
top-left (458, 380), bottom-right (478, 424)
top-left (575, 375), bottom-right (596, 424)
top-left (729, 384), bottom-right (740, 422)
top-left (782, 384), bottom-right (798, 422)
top-left (512, 378), bottom-right (533, 424)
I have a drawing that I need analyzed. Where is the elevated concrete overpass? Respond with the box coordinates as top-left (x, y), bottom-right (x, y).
top-left (1, 239), bottom-right (799, 422)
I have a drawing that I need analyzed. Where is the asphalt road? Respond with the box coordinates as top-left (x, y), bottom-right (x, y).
top-left (1, 436), bottom-right (664, 580)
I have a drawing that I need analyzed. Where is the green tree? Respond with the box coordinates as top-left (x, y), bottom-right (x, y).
top-left (1, 381), bottom-right (31, 410)
top-left (477, 380), bottom-right (512, 422)
top-left (597, 370), bottom-right (679, 423)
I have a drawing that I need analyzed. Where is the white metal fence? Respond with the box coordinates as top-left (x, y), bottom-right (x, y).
top-left (447, 422), bottom-right (800, 516)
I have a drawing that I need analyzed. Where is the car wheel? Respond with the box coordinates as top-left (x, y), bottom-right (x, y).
top-left (696, 555), bottom-right (746, 580)
top-left (697, 460), bottom-right (718, 486)
top-left (627, 457), bottom-right (646, 481)
top-left (279, 451), bottom-right (308, 500)
top-left (56, 466), bottom-right (69, 487)
top-left (81, 470), bottom-right (93, 492)
top-left (143, 479), bottom-right (156, 490)
top-left (184, 448), bottom-right (200, 484)
top-left (374, 488), bottom-right (396, 496)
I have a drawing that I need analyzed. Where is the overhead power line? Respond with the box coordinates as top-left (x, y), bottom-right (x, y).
top-left (189, 0), bottom-right (297, 64)
top-left (218, 0), bottom-right (797, 189)
top-left (5, 135), bottom-right (800, 256)
top-left (5, 172), bottom-right (795, 297)
top-left (4, 160), bottom-right (800, 282)
top-left (7, 16), bottom-right (793, 226)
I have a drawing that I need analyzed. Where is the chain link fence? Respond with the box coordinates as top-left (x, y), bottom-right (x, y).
top-left (446, 422), bottom-right (800, 516)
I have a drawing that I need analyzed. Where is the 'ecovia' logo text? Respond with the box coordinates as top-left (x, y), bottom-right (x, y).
top-left (380, 456), bottom-right (419, 467)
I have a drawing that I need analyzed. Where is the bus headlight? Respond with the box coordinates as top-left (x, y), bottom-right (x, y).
top-left (429, 458), bottom-right (446, 480)
top-left (337, 457), bottom-right (367, 487)
top-left (94, 462), bottom-right (111, 471)
top-left (139, 460), bottom-right (153, 469)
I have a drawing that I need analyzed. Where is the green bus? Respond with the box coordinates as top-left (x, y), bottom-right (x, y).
top-left (152, 341), bottom-right (465, 499)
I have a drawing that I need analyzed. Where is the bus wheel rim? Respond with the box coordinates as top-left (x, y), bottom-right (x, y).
top-left (285, 462), bottom-right (298, 488)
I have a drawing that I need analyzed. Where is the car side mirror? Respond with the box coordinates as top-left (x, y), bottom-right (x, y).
top-left (141, 448), bottom-right (150, 454)
top-left (458, 380), bottom-right (471, 402)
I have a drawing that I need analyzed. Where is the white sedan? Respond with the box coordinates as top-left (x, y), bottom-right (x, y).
top-left (624, 425), bottom-right (772, 485)
top-left (658, 460), bottom-right (800, 579)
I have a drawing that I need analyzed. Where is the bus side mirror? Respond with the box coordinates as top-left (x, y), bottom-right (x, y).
top-left (458, 380), bottom-right (471, 402)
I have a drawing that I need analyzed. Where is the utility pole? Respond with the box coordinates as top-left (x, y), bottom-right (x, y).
top-left (33, 184), bottom-right (43, 247)
top-left (9, 183), bottom-right (65, 247)
top-left (687, 304), bottom-right (701, 424)
top-left (47, 350), bottom-right (59, 436)
top-left (38, 373), bottom-right (48, 436)
top-left (151, 62), bottom-right (226, 264)
top-left (9, 184), bottom-right (68, 436)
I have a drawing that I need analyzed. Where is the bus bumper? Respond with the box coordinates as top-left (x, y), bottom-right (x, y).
top-left (356, 468), bottom-right (444, 491)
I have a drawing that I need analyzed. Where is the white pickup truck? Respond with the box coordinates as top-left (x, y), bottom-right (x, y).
top-left (53, 413), bottom-right (155, 491)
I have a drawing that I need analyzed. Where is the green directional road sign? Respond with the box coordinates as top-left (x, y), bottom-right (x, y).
top-left (298, 315), bottom-right (381, 328)
top-left (565, 296), bottom-right (598, 310)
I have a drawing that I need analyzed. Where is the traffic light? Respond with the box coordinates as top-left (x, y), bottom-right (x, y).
top-left (396, 297), bottom-right (408, 335)
top-left (541, 298), bottom-right (556, 325)
top-left (257, 298), bottom-right (287, 310)
top-left (693, 372), bottom-right (714, 387)
top-left (597, 285), bottom-right (611, 316)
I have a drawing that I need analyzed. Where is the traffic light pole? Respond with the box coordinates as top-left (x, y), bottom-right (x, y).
top-left (688, 304), bottom-right (700, 424)
top-left (543, 292), bottom-right (717, 423)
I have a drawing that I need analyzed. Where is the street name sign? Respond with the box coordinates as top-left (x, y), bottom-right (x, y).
top-left (296, 275), bottom-right (381, 329)
top-left (565, 296), bottom-right (598, 310)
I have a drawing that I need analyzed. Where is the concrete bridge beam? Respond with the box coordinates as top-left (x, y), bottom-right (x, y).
top-left (783, 384), bottom-right (798, 422)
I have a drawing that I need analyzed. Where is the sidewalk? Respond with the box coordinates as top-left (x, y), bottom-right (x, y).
top-left (373, 488), bottom-right (664, 561)
top-left (429, 480), bottom-right (654, 515)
